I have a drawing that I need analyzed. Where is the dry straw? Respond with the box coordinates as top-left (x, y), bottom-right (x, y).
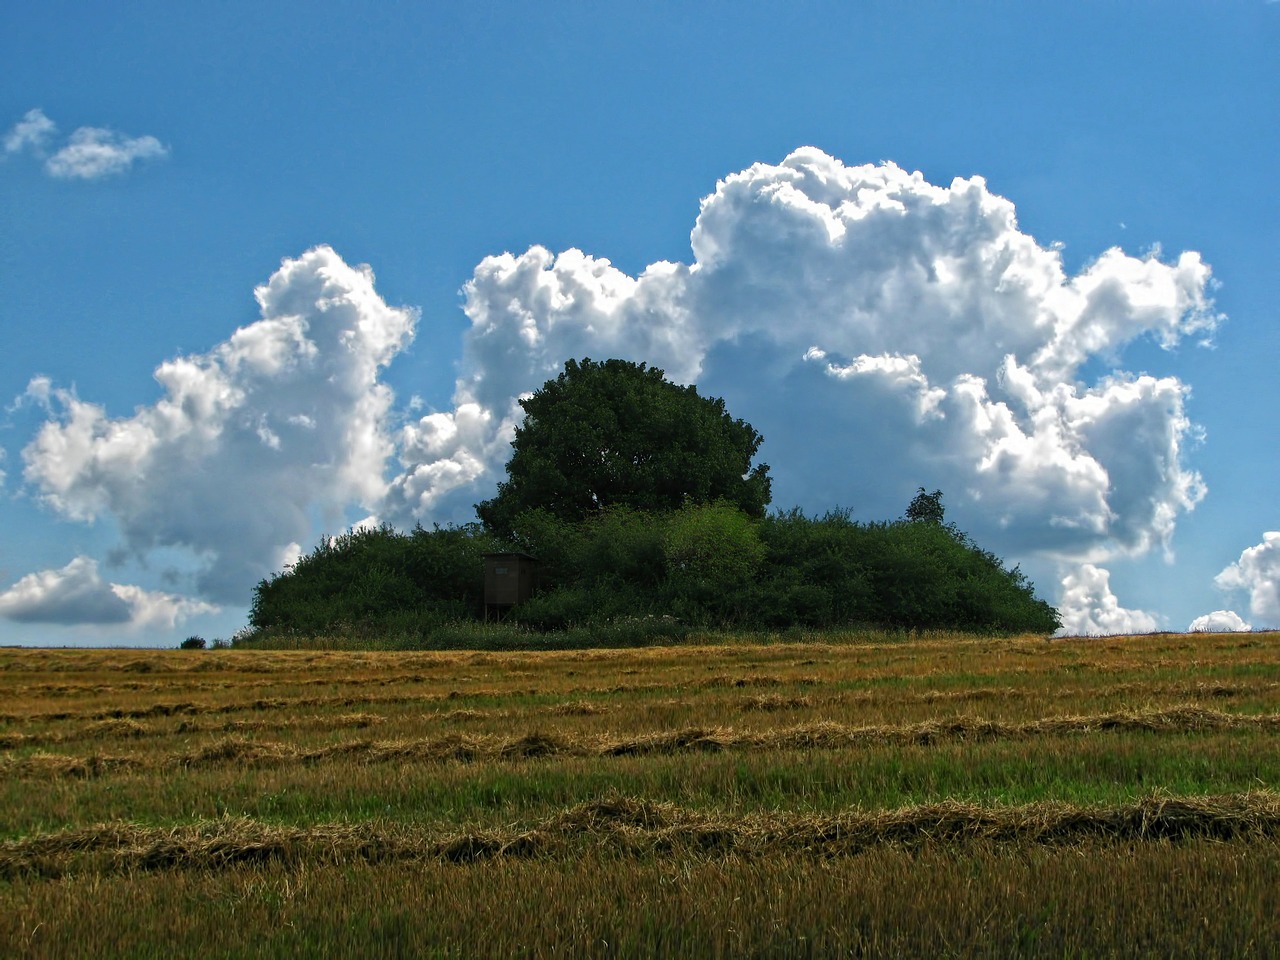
top-left (4, 705), bottom-right (1274, 780)
top-left (4, 792), bottom-right (1278, 880)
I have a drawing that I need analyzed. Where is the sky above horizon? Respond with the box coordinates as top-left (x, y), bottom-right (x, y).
top-left (2, 1), bottom-right (1277, 646)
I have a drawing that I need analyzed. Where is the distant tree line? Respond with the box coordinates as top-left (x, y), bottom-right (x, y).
top-left (245, 359), bottom-right (1060, 643)
top-left (249, 501), bottom-right (1059, 640)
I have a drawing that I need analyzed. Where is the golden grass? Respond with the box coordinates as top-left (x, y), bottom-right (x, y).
top-left (4, 705), bottom-right (1275, 780)
top-left (2, 631), bottom-right (1278, 956)
top-left (5, 791), bottom-right (1279, 880)
top-left (5, 842), bottom-right (1277, 959)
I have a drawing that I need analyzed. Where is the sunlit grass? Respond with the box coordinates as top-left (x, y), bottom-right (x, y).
top-left (1, 630), bottom-right (1277, 956)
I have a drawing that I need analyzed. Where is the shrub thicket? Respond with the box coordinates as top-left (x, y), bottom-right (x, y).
top-left (249, 523), bottom-right (507, 637)
top-left (246, 504), bottom-right (1060, 643)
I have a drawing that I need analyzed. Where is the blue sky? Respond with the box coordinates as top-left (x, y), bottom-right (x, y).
top-left (2, 1), bottom-right (1277, 645)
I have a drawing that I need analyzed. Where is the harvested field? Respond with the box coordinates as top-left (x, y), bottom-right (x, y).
top-left (2, 630), bottom-right (1278, 957)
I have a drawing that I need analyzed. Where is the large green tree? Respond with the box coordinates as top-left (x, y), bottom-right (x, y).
top-left (476, 358), bottom-right (771, 536)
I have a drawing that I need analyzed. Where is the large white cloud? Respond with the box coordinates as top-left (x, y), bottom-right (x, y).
top-left (388, 148), bottom-right (1216, 567)
top-left (1055, 564), bottom-right (1160, 636)
top-left (22, 246), bottom-right (416, 604)
top-left (1215, 532), bottom-right (1280, 627)
top-left (20, 148), bottom-right (1219, 624)
top-left (0, 556), bottom-right (215, 628)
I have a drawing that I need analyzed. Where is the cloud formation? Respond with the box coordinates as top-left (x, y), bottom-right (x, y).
top-left (0, 556), bottom-right (215, 628)
top-left (19, 149), bottom-right (1219, 623)
top-left (3, 107), bottom-right (56, 155)
top-left (1187, 609), bottom-right (1250, 633)
top-left (3, 108), bottom-right (168, 179)
top-left (46, 126), bottom-right (168, 179)
top-left (1215, 532), bottom-right (1280, 627)
top-left (1055, 564), bottom-right (1160, 636)
top-left (393, 149), bottom-right (1216, 565)
top-left (22, 247), bottom-right (416, 605)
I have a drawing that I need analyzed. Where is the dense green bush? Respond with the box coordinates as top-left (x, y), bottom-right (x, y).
top-left (248, 523), bottom-right (505, 636)
top-left (245, 503), bottom-right (1060, 642)
top-left (240, 357), bottom-right (1051, 644)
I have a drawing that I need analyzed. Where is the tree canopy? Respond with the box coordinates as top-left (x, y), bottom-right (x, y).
top-left (476, 358), bottom-right (771, 536)
top-left (905, 488), bottom-right (946, 525)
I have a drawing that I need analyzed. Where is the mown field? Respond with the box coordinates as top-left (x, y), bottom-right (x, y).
top-left (2, 630), bottom-right (1278, 958)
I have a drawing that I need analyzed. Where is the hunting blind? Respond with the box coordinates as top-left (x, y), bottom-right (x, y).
top-left (483, 552), bottom-right (538, 617)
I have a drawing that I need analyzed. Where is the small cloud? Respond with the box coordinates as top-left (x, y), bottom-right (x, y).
top-left (1215, 531), bottom-right (1280, 626)
top-left (0, 556), bottom-right (216, 628)
top-left (277, 541), bottom-right (303, 572)
top-left (3, 108), bottom-right (56, 155)
top-left (3, 108), bottom-right (167, 179)
top-left (46, 126), bottom-right (168, 180)
top-left (1055, 563), bottom-right (1160, 636)
top-left (1188, 610), bottom-right (1250, 633)
top-left (14, 375), bottom-right (55, 412)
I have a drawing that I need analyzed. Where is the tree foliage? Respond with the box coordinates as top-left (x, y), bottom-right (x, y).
top-left (476, 358), bottom-right (771, 537)
top-left (246, 359), bottom-right (1061, 644)
top-left (905, 488), bottom-right (946, 525)
top-left (248, 523), bottom-right (505, 635)
top-left (247, 504), bottom-right (1061, 641)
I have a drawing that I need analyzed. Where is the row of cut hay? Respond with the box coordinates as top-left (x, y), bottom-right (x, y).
top-left (8, 662), bottom-right (493, 697)
top-left (0, 711), bottom-right (402, 750)
top-left (5, 791), bottom-right (1279, 879)
top-left (0, 691), bottom-right (448, 725)
top-left (11, 670), bottom-right (1275, 727)
top-left (511, 675), bottom-right (1279, 702)
top-left (0, 718), bottom-right (149, 750)
top-left (5, 705), bottom-right (1276, 779)
top-left (600, 704), bottom-right (1278, 755)
top-left (6, 702), bottom-right (616, 751)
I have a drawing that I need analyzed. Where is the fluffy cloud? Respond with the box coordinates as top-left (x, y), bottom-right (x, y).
top-left (1055, 564), bottom-right (1160, 636)
top-left (3, 107), bottom-right (56, 155)
top-left (20, 149), bottom-right (1219, 622)
top-left (1187, 610), bottom-right (1251, 633)
top-left (22, 247), bottom-right (416, 603)
top-left (45, 126), bottom-right (168, 179)
top-left (3, 108), bottom-right (167, 178)
top-left (1215, 532), bottom-right (1280, 627)
top-left (0, 556), bottom-right (215, 628)
top-left (390, 148), bottom-right (1216, 568)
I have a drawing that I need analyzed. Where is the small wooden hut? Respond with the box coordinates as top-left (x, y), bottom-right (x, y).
top-left (483, 552), bottom-right (538, 619)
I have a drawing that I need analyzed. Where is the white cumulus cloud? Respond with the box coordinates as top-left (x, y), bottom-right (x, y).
top-left (21, 246), bottom-right (416, 603)
top-left (18, 148), bottom-right (1221, 623)
top-left (1055, 564), bottom-right (1161, 636)
top-left (3, 108), bottom-right (167, 178)
top-left (1215, 532), bottom-right (1280, 627)
top-left (1188, 610), bottom-right (1251, 633)
top-left (0, 556), bottom-right (216, 628)
top-left (386, 147), bottom-right (1216, 566)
